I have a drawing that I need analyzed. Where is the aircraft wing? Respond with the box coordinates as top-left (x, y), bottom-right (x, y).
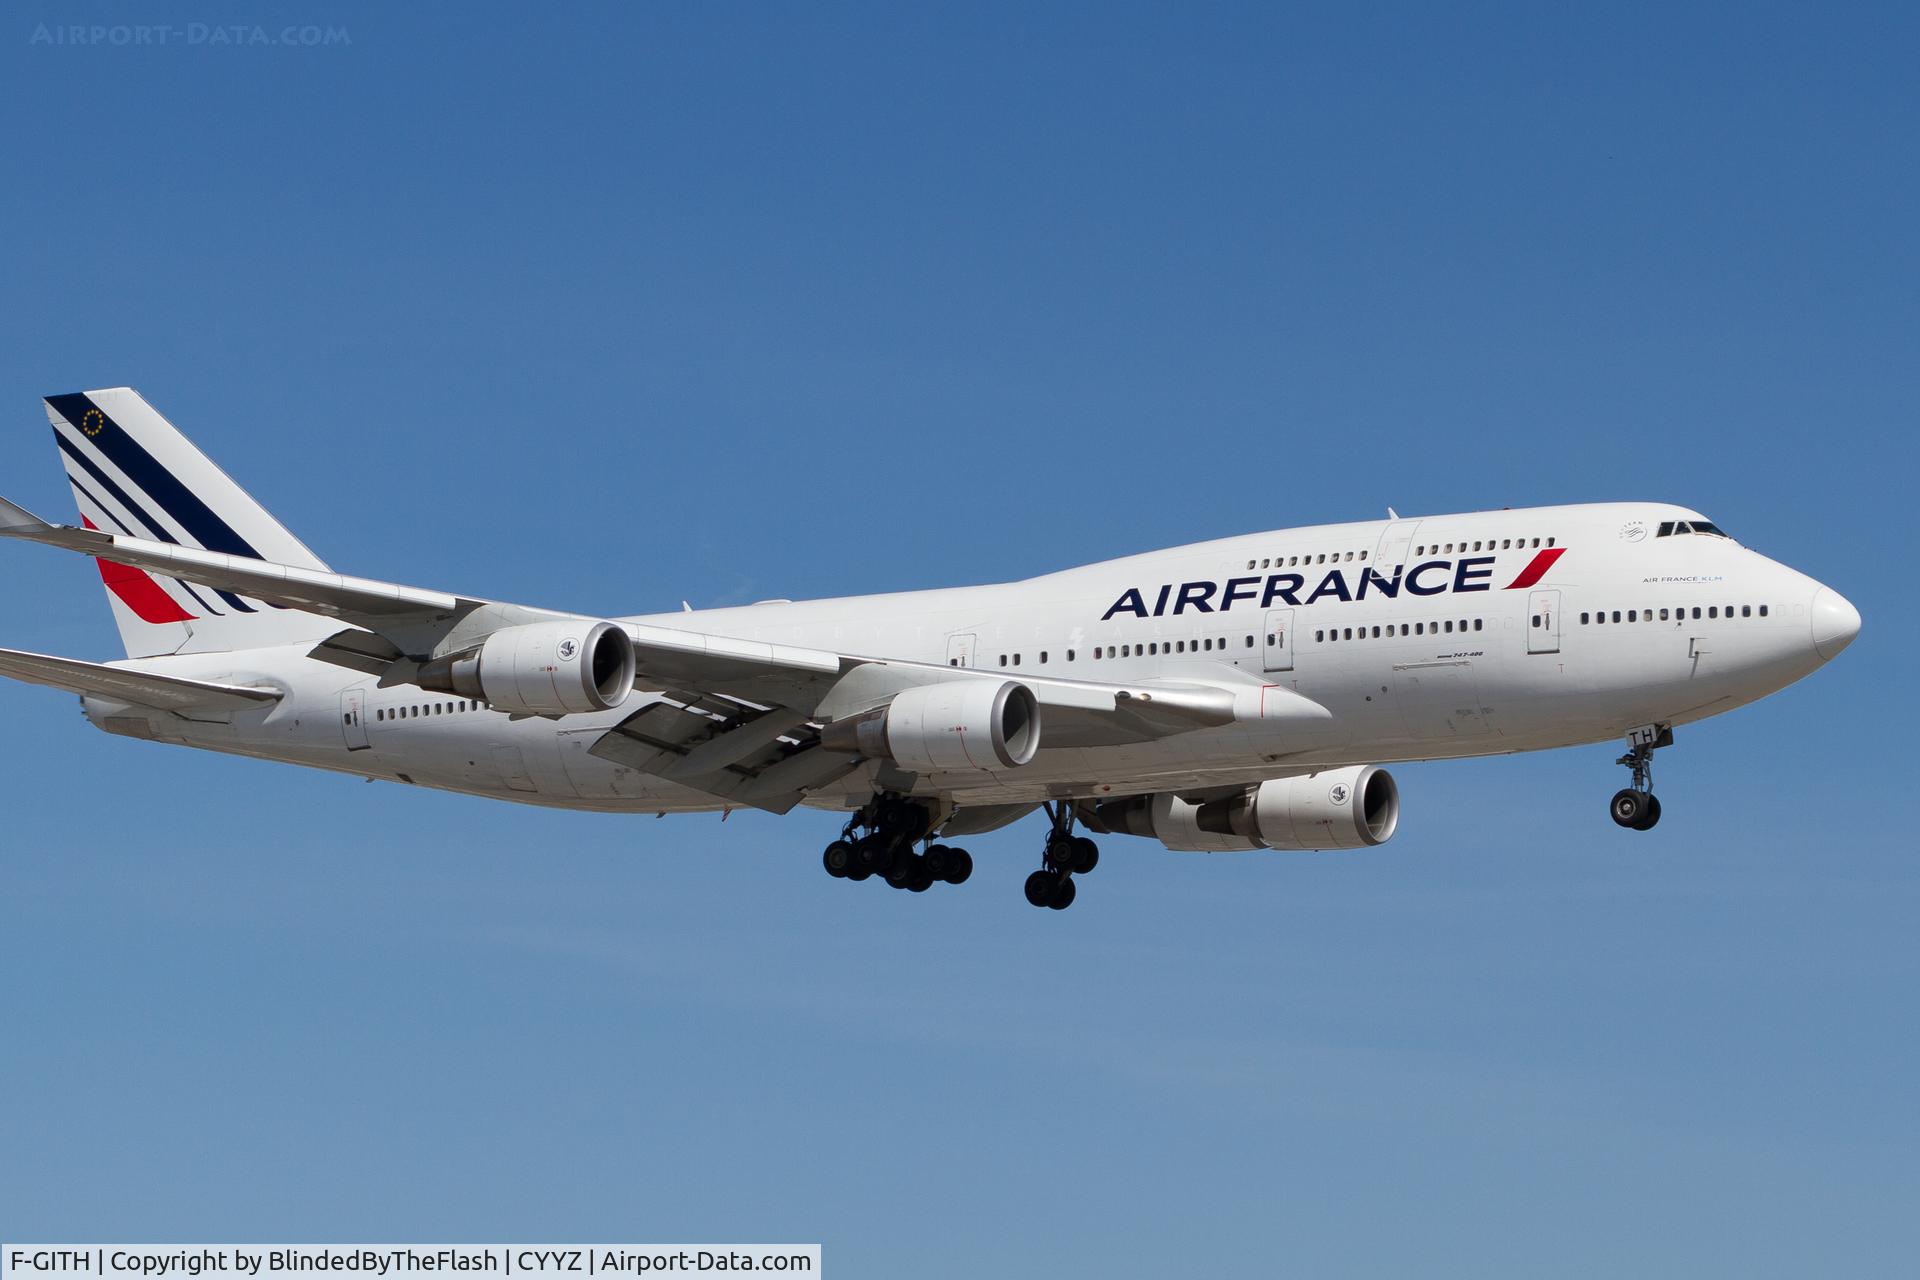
top-left (0, 645), bottom-right (281, 712)
top-left (1, 492), bottom-right (1326, 810)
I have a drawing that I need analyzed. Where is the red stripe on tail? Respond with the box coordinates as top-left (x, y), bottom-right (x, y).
top-left (82, 518), bottom-right (195, 623)
top-left (1504, 547), bottom-right (1566, 590)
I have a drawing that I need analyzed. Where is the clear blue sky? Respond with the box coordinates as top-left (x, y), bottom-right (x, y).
top-left (1, 3), bottom-right (1912, 1275)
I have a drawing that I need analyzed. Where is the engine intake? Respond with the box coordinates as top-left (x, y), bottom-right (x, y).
top-left (1090, 765), bottom-right (1399, 852)
top-left (821, 679), bottom-right (1040, 772)
top-left (418, 619), bottom-right (636, 717)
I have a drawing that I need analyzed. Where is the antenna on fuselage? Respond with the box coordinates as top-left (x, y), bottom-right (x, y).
top-left (1387, 507), bottom-right (1400, 519)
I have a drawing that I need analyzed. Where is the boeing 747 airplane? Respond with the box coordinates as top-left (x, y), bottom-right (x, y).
top-left (0, 389), bottom-right (1860, 909)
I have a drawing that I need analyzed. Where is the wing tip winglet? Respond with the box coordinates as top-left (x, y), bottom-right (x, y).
top-left (0, 493), bottom-right (53, 535)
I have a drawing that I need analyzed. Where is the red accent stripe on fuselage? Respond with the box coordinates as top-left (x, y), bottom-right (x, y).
top-left (1504, 546), bottom-right (1566, 590)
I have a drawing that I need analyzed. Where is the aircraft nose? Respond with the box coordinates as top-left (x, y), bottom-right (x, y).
top-left (1810, 586), bottom-right (1861, 661)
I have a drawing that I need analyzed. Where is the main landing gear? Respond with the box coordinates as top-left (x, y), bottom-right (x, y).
top-left (1024, 802), bottom-right (1099, 911)
top-left (1610, 724), bottom-right (1671, 831)
top-left (821, 795), bottom-right (973, 893)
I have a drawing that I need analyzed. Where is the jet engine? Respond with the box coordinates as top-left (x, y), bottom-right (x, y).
top-left (1088, 765), bottom-right (1399, 853)
top-left (821, 679), bottom-right (1040, 772)
top-left (417, 619), bottom-right (636, 717)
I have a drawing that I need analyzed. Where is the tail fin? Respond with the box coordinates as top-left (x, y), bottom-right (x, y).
top-left (43, 387), bottom-right (339, 658)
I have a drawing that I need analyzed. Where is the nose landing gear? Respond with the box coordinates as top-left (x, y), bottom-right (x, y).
top-left (1025, 802), bottom-right (1099, 910)
top-left (1610, 724), bottom-right (1670, 831)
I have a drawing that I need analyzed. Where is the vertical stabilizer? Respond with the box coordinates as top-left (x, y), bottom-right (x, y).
top-left (42, 387), bottom-right (339, 658)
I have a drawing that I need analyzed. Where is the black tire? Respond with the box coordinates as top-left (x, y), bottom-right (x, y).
top-left (1044, 836), bottom-right (1073, 871)
top-left (886, 856), bottom-right (917, 888)
top-left (847, 865), bottom-right (873, 882)
top-left (907, 864), bottom-right (934, 892)
top-left (1633, 794), bottom-right (1663, 831)
top-left (943, 848), bottom-right (974, 885)
top-left (822, 841), bottom-right (854, 878)
top-left (1069, 836), bottom-right (1099, 874)
top-left (924, 844), bottom-right (951, 880)
top-left (1610, 789), bottom-right (1649, 828)
top-left (854, 833), bottom-right (892, 873)
top-left (1048, 876), bottom-right (1077, 910)
top-left (1024, 869), bottom-right (1058, 907)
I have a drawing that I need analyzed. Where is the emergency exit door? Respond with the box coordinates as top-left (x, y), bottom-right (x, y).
top-left (1262, 609), bottom-right (1295, 672)
top-left (340, 689), bottom-right (370, 751)
top-left (1528, 589), bottom-right (1562, 654)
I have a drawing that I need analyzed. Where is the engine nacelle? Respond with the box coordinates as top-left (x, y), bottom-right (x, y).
top-left (821, 679), bottom-right (1040, 772)
top-left (417, 619), bottom-right (636, 717)
top-left (1090, 765), bottom-right (1400, 853)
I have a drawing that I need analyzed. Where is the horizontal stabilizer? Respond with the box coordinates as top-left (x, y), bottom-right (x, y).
top-left (0, 645), bottom-right (281, 712)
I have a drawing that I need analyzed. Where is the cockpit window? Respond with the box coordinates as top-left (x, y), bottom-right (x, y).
top-left (1657, 519), bottom-right (1731, 539)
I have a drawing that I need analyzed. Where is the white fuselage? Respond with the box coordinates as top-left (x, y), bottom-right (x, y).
top-left (81, 502), bottom-right (1854, 814)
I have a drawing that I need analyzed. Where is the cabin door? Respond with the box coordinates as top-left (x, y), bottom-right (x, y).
top-left (1528, 590), bottom-right (1562, 654)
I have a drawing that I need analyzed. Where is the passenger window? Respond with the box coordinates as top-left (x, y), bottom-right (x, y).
top-left (1315, 630), bottom-right (1324, 642)
top-left (1611, 611), bottom-right (1621, 623)
top-left (1040, 651), bottom-right (1049, 663)
top-left (1741, 606), bottom-right (1751, 618)
top-left (1759, 605), bottom-right (1768, 618)
top-left (1067, 649), bottom-right (1076, 661)
top-left (1415, 623), bottom-right (1424, 635)
top-left (1628, 610), bottom-right (1637, 622)
top-left (1473, 619), bottom-right (1483, 631)
top-left (1709, 607), bottom-right (1717, 619)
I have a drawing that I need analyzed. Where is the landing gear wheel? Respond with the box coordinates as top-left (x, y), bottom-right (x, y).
top-left (1610, 789), bottom-right (1652, 829)
top-left (1047, 877), bottom-right (1077, 910)
top-left (1025, 869), bottom-right (1061, 908)
top-left (822, 841), bottom-right (854, 878)
top-left (924, 844), bottom-right (951, 880)
top-left (854, 833), bottom-right (893, 874)
top-left (1068, 836), bottom-right (1099, 874)
top-left (1632, 794), bottom-right (1662, 831)
top-left (1611, 727), bottom-right (1670, 834)
top-left (941, 848), bottom-right (974, 885)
